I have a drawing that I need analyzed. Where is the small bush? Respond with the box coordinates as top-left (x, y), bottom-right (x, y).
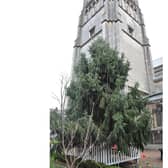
top-left (79, 160), bottom-right (120, 168)
top-left (79, 160), bottom-right (102, 168)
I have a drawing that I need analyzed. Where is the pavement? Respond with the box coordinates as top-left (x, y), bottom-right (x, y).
top-left (139, 150), bottom-right (162, 168)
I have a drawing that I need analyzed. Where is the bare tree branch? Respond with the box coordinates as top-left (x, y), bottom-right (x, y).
top-left (51, 74), bottom-right (98, 168)
top-left (51, 92), bottom-right (61, 105)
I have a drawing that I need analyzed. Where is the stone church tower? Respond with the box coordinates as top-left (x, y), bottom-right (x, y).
top-left (73, 0), bottom-right (153, 94)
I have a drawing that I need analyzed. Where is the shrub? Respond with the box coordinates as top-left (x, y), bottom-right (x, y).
top-left (79, 160), bottom-right (120, 168)
top-left (79, 160), bottom-right (102, 168)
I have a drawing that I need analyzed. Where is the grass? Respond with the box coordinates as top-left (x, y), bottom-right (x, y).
top-left (50, 158), bottom-right (66, 168)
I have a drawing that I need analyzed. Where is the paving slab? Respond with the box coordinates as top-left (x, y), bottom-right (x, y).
top-left (139, 150), bottom-right (162, 168)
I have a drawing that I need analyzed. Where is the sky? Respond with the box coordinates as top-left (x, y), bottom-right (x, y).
top-left (0, 0), bottom-right (167, 167)
top-left (139, 0), bottom-right (167, 60)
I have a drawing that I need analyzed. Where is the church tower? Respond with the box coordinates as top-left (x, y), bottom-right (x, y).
top-left (73, 0), bottom-right (154, 94)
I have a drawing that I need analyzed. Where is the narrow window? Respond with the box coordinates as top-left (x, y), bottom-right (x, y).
top-left (89, 26), bottom-right (95, 38)
top-left (85, 8), bottom-right (88, 14)
top-left (128, 25), bottom-right (134, 35)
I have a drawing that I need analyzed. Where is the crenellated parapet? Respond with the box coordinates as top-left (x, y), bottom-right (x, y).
top-left (118, 0), bottom-right (140, 23)
top-left (82, 0), bottom-right (105, 25)
top-left (82, 0), bottom-right (140, 26)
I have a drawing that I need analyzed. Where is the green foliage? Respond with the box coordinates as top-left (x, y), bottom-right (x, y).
top-left (66, 38), bottom-right (151, 151)
top-left (50, 157), bottom-right (55, 168)
top-left (50, 108), bottom-right (98, 148)
top-left (50, 108), bottom-right (65, 162)
top-left (67, 39), bottom-right (130, 124)
top-left (79, 160), bottom-right (102, 168)
top-left (50, 108), bottom-right (61, 133)
top-left (64, 116), bottom-right (98, 147)
top-left (79, 160), bottom-right (121, 168)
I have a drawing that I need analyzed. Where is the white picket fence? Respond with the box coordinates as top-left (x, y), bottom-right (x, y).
top-left (85, 145), bottom-right (140, 165)
top-left (68, 145), bottom-right (140, 165)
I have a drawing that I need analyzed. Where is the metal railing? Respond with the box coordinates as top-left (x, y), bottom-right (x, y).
top-left (67, 145), bottom-right (140, 165)
top-left (83, 145), bottom-right (140, 165)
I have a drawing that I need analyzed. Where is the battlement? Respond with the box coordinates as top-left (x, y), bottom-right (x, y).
top-left (118, 0), bottom-right (140, 23)
top-left (118, 0), bottom-right (139, 12)
top-left (82, 0), bottom-right (140, 23)
top-left (84, 0), bottom-right (138, 11)
top-left (82, 0), bottom-right (104, 25)
top-left (84, 0), bottom-right (104, 14)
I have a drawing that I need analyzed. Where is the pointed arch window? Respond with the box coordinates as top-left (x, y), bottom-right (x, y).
top-left (89, 26), bottom-right (96, 38)
top-left (128, 25), bottom-right (134, 35)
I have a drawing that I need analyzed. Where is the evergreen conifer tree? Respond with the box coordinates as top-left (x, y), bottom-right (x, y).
top-left (67, 38), bottom-right (151, 151)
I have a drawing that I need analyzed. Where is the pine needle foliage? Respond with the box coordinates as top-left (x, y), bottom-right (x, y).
top-left (66, 38), bottom-right (151, 151)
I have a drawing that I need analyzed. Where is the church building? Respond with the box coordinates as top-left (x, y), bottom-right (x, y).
top-left (73, 0), bottom-right (154, 94)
